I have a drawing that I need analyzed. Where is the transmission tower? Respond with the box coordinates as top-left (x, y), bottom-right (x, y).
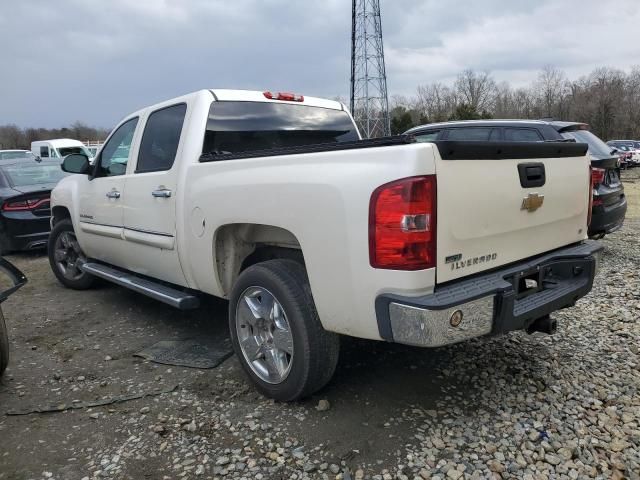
top-left (350, 0), bottom-right (391, 138)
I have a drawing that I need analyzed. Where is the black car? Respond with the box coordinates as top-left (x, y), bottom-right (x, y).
top-left (404, 120), bottom-right (627, 238)
top-left (554, 123), bottom-right (627, 237)
top-left (0, 158), bottom-right (69, 253)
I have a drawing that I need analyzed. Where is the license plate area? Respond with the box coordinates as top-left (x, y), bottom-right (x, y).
top-left (606, 169), bottom-right (620, 187)
top-left (512, 269), bottom-right (543, 300)
top-left (507, 259), bottom-right (586, 301)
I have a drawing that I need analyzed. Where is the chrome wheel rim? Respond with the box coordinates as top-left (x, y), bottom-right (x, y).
top-left (235, 286), bottom-right (294, 384)
top-left (53, 231), bottom-right (86, 281)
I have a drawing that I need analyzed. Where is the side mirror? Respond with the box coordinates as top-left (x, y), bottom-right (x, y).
top-left (61, 153), bottom-right (90, 174)
top-left (108, 162), bottom-right (126, 176)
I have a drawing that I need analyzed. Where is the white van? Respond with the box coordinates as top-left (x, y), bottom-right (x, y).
top-left (31, 139), bottom-right (92, 161)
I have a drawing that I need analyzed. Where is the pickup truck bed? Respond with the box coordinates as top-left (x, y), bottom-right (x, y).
top-left (48, 89), bottom-right (601, 400)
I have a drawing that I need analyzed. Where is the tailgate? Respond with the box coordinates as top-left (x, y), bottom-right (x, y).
top-left (433, 141), bottom-right (590, 284)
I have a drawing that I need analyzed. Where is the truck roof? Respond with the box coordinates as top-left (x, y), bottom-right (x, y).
top-left (118, 89), bottom-right (348, 131)
top-left (210, 89), bottom-right (344, 111)
top-left (31, 138), bottom-right (86, 147)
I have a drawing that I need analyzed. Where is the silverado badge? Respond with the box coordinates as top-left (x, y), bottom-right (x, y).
top-left (448, 252), bottom-right (497, 270)
top-left (521, 193), bottom-right (544, 212)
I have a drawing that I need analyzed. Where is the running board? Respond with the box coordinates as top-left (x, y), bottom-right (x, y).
top-left (80, 262), bottom-right (200, 310)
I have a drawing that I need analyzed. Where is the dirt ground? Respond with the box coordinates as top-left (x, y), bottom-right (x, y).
top-left (1, 171), bottom-right (638, 480)
top-left (0, 255), bottom-right (470, 479)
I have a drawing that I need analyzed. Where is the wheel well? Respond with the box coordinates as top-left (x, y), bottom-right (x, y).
top-left (51, 206), bottom-right (71, 225)
top-left (214, 223), bottom-right (304, 297)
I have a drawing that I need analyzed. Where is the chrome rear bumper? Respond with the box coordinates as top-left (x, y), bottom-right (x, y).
top-left (376, 241), bottom-right (602, 347)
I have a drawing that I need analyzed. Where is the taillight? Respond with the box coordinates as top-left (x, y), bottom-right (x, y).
top-left (263, 91), bottom-right (304, 102)
top-left (2, 197), bottom-right (49, 211)
top-left (369, 175), bottom-right (436, 270)
top-left (591, 167), bottom-right (605, 187)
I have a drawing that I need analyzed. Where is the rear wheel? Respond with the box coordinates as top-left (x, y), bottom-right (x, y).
top-left (0, 310), bottom-right (8, 376)
top-left (229, 259), bottom-right (340, 401)
top-left (48, 219), bottom-right (95, 289)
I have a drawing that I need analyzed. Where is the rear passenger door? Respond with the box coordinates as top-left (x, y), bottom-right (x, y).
top-left (121, 103), bottom-right (188, 285)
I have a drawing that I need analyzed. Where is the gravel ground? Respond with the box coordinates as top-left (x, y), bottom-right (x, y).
top-left (1, 170), bottom-right (639, 480)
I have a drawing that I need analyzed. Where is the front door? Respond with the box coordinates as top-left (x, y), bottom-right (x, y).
top-left (76, 117), bottom-right (139, 266)
top-left (121, 103), bottom-right (188, 286)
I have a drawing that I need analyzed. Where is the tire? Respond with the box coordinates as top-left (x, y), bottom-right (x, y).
top-left (0, 224), bottom-right (12, 256)
top-left (48, 219), bottom-right (95, 290)
top-left (229, 259), bottom-right (340, 401)
top-left (0, 309), bottom-right (8, 376)
top-left (0, 236), bottom-right (11, 256)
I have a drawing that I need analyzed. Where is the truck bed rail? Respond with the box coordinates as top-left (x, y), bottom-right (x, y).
top-left (199, 135), bottom-right (416, 163)
top-left (199, 136), bottom-right (588, 163)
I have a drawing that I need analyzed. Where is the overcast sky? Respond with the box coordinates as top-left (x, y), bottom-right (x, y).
top-left (1, 0), bottom-right (638, 128)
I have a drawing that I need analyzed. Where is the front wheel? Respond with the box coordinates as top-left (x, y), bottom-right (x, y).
top-left (48, 219), bottom-right (95, 290)
top-left (0, 223), bottom-right (12, 256)
top-left (229, 259), bottom-right (340, 401)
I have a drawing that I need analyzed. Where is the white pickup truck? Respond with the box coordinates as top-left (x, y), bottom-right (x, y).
top-left (49, 89), bottom-right (601, 401)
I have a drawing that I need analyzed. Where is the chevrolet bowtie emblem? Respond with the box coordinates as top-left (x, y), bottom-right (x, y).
top-left (521, 193), bottom-right (544, 212)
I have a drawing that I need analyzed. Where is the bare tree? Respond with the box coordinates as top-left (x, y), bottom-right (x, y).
top-left (569, 68), bottom-right (626, 139)
top-left (622, 66), bottom-right (640, 138)
top-left (0, 125), bottom-right (24, 149)
top-left (406, 66), bottom-right (637, 138)
top-left (512, 88), bottom-right (537, 119)
top-left (493, 82), bottom-right (515, 118)
top-left (415, 83), bottom-right (457, 122)
top-left (390, 94), bottom-right (411, 110)
top-left (454, 69), bottom-right (497, 113)
top-left (534, 65), bottom-right (570, 119)
top-left (0, 123), bottom-right (110, 150)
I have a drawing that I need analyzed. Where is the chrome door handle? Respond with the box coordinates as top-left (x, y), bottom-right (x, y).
top-left (152, 189), bottom-right (172, 198)
top-left (106, 190), bottom-right (121, 199)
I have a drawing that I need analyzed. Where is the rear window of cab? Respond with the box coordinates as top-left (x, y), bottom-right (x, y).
top-left (202, 101), bottom-right (359, 156)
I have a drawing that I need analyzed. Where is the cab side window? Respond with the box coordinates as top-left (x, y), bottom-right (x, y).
top-left (136, 104), bottom-right (187, 173)
top-left (445, 127), bottom-right (494, 141)
top-left (413, 130), bottom-right (440, 142)
top-left (504, 128), bottom-right (543, 142)
top-left (95, 117), bottom-right (139, 178)
top-left (40, 146), bottom-right (49, 158)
